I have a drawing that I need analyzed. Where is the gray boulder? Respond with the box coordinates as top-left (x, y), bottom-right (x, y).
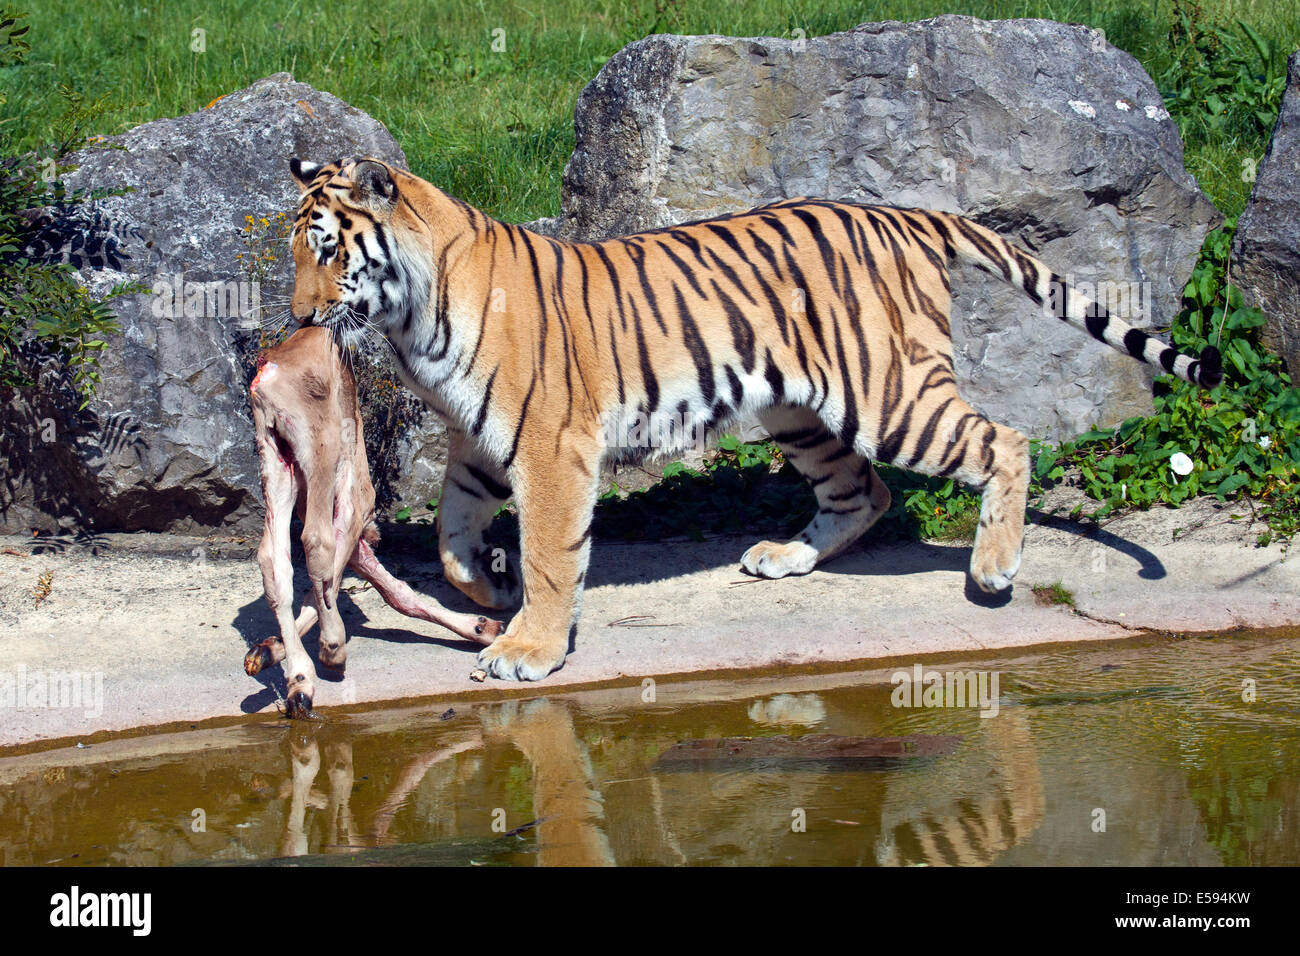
top-left (557, 16), bottom-right (1221, 439)
top-left (1234, 51), bottom-right (1300, 375)
top-left (2, 73), bottom-right (445, 534)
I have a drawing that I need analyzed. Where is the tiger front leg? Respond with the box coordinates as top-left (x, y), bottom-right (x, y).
top-left (476, 435), bottom-right (601, 682)
top-left (437, 434), bottom-right (521, 610)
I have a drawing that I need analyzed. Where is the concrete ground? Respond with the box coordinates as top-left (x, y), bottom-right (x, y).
top-left (1, 491), bottom-right (1296, 749)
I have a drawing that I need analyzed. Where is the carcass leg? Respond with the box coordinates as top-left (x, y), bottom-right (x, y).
top-left (349, 538), bottom-right (503, 646)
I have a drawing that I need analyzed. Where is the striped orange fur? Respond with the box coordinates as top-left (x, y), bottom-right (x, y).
top-left (287, 157), bottom-right (1222, 681)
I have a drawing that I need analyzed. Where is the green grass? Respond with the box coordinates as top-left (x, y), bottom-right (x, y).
top-left (1031, 581), bottom-right (1077, 606)
top-left (4, 0), bottom-right (1298, 220)
top-left (4, 0), bottom-right (1298, 544)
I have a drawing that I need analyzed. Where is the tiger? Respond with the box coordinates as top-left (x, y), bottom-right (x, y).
top-left (286, 156), bottom-right (1222, 684)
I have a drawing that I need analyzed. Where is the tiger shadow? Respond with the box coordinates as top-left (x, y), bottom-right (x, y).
top-left (375, 467), bottom-right (1164, 598)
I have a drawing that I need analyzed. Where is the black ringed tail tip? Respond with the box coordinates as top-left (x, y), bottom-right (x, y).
top-left (1197, 345), bottom-right (1223, 388)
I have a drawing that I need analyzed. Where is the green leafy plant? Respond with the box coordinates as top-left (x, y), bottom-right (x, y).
top-left (1031, 220), bottom-right (1299, 545)
top-left (1160, 2), bottom-right (1287, 149)
top-left (0, 9), bottom-right (138, 406)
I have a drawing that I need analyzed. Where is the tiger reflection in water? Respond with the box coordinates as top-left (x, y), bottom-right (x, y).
top-left (274, 693), bottom-right (1040, 866)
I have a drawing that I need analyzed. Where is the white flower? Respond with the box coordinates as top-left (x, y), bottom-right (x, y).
top-left (1169, 452), bottom-right (1194, 476)
top-left (1259, 436), bottom-right (1273, 450)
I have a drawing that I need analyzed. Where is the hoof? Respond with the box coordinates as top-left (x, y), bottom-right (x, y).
top-left (244, 641), bottom-right (275, 676)
top-left (474, 616), bottom-right (505, 641)
top-left (318, 646), bottom-right (347, 671)
top-left (285, 691), bottom-right (322, 721)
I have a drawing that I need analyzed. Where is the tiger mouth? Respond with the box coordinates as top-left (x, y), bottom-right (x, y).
top-left (316, 304), bottom-right (372, 349)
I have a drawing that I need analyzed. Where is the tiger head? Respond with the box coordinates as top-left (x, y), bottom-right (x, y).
top-left (287, 156), bottom-right (428, 348)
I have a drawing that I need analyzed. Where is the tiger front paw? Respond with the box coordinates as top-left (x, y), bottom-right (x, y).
top-left (475, 632), bottom-right (567, 682)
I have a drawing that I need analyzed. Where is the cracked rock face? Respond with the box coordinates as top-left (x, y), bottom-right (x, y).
top-left (1234, 51), bottom-right (1300, 377)
top-left (557, 15), bottom-right (1221, 440)
top-left (1, 73), bottom-right (451, 534)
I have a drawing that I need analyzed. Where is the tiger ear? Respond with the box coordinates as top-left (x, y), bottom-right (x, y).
top-left (289, 158), bottom-right (321, 193)
top-left (352, 159), bottom-right (397, 208)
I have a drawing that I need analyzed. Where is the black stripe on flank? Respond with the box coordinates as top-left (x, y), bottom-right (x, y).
top-left (466, 463), bottom-right (511, 501)
top-left (904, 396), bottom-right (957, 469)
top-left (633, 309), bottom-right (660, 413)
top-left (951, 217), bottom-right (1011, 280)
top-left (626, 240), bottom-right (669, 334)
top-left (577, 251), bottom-right (597, 342)
top-left (813, 365), bottom-right (831, 413)
top-left (502, 376), bottom-right (537, 470)
top-left (523, 236), bottom-right (550, 380)
top-left (780, 248), bottom-right (831, 362)
top-left (704, 223), bottom-right (748, 262)
top-left (831, 315), bottom-right (859, 452)
top-left (791, 208), bottom-right (842, 298)
top-left (827, 205), bottom-right (866, 266)
top-left (655, 240), bottom-right (706, 298)
top-left (738, 235), bottom-right (790, 344)
top-left (710, 280), bottom-right (755, 372)
top-left (607, 313), bottom-right (626, 404)
top-left (704, 247), bottom-right (760, 307)
top-left (747, 228), bottom-right (786, 282)
top-left (668, 229), bottom-right (709, 269)
top-left (673, 286), bottom-right (716, 404)
top-left (764, 349), bottom-right (785, 402)
top-left (875, 401), bottom-right (916, 465)
top-left (593, 244), bottom-right (629, 332)
top-left (725, 365), bottom-right (744, 406)
top-left (759, 214), bottom-right (798, 250)
top-left (472, 366), bottom-right (498, 436)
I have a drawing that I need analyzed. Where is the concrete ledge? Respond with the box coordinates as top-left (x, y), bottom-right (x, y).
top-left (0, 496), bottom-right (1294, 749)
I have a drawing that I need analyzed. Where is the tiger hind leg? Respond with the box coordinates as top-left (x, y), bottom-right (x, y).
top-left (740, 406), bottom-right (892, 579)
top-left (437, 434), bottom-right (522, 610)
top-left (964, 420), bottom-right (1030, 593)
top-left (901, 396), bottom-right (1030, 594)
